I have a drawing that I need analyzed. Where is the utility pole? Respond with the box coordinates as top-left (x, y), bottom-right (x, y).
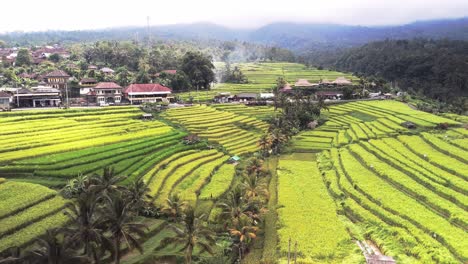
top-left (147, 16), bottom-right (151, 47)
top-left (16, 88), bottom-right (19, 108)
top-left (294, 241), bottom-right (297, 264)
top-left (64, 83), bottom-right (69, 108)
top-left (288, 238), bottom-right (291, 264)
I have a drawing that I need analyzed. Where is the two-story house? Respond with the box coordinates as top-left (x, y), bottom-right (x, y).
top-left (93, 82), bottom-right (123, 105)
top-left (124, 83), bottom-right (173, 104)
top-left (44, 70), bottom-right (70, 89)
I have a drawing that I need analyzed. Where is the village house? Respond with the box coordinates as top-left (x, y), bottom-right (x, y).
top-left (315, 91), bottom-right (343, 100)
top-left (280, 83), bottom-right (293, 93)
top-left (93, 82), bottom-right (123, 105)
top-left (79, 78), bottom-right (98, 95)
top-left (332, 76), bottom-right (353, 85)
top-left (124, 83), bottom-right (173, 104)
top-left (235, 93), bottom-right (258, 102)
top-left (295, 79), bottom-right (319, 88)
top-left (0, 91), bottom-right (11, 109)
top-left (100, 67), bottom-right (115, 75)
top-left (88, 65), bottom-right (98, 70)
top-left (44, 70), bottom-right (70, 89)
top-left (319, 79), bottom-right (333, 86)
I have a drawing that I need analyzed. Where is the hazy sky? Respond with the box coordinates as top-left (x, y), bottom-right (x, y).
top-left (1, 0), bottom-right (468, 32)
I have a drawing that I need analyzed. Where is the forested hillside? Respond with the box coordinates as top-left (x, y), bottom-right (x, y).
top-left (2, 18), bottom-right (468, 52)
top-left (309, 39), bottom-right (468, 103)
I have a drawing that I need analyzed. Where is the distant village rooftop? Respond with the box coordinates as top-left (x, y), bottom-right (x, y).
top-left (45, 70), bottom-right (70, 78)
top-left (332, 76), bottom-right (353, 85)
top-left (94, 82), bottom-right (122, 89)
top-left (295, 79), bottom-right (317, 87)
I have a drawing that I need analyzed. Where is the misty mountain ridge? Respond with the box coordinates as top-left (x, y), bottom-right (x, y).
top-left (2, 17), bottom-right (468, 52)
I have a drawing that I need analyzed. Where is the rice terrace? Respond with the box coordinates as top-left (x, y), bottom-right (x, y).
top-left (0, 62), bottom-right (467, 263)
top-left (1, 5), bottom-right (468, 262)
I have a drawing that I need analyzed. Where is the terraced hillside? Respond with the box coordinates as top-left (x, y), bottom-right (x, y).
top-left (162, 105), bottom-right (269, 155)
top-left (177, 62), bottom-right (357, 101)
top-left (211, 103), bottom-right (277, 120)
top-left (278, 100), bottom-right (468, 263)
top-left (0, 180), bottom-right (68, 252)
top-left (0, 107), bottom-right (183, 186)
top-left (276, 154), bottom-right (362, 263)
top-left (292, 100), bottom-right (461, 152)
top-left (0, 106), bottom-right (241, 256)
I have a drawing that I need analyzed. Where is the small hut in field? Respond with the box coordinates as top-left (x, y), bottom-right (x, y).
top-left (294, 79), bottom-right (318, 88)
top-left (332, 76), bottom-right (353, 85)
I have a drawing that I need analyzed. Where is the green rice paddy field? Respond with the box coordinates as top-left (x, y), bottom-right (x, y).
top-left (177, 62), bottom-right (357, 101)
top-left (0, 99), bottom-right (467, 264)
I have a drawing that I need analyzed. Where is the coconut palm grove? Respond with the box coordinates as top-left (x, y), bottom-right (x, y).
top-left (0, 3), bottom-right (468, 264)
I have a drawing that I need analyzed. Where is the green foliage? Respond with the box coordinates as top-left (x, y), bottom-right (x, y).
top-left (181, 51), bottom-right (216, 91)
top-left (220, 63), bottom-right (248, 84)
top-left (316, 39), bottom-right (468, 103)
top-left (15, 49), bottom-right (32, 67)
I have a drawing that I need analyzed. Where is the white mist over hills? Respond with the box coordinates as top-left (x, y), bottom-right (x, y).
top-left (1, 0), bottom-right (468, 33)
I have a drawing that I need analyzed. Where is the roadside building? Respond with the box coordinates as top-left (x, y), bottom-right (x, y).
top-left (93, 82), bottom-right (123, 105)
top-left (124, 83), bottom-right (173, 104)
top-left (0, 92), bottom-right (11, 109)
top-left (315, 91), bottom-right (342, 100)
top-left (214, 92), bottom-right (232, 103)
top-left (13, 87), bottom-right (61, 107)
top-left (260, 93), bottom-right (275, 99)
top-left (235, 93), bottom-right (257, 102)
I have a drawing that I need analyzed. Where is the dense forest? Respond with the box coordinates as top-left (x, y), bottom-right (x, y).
top-left (308, 39), bottom-right (468, 103)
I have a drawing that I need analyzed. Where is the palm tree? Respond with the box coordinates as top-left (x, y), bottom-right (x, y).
top-left (162, 193), bottom-right (187, 222)
top-left (90, 167), bottom-right (126, 195)
top-left (127, 178), bottom-right (151, 215)
top-left (245, 157), bottom-right (265, 178)
top-left (100, 194), bottom-right (147, 264)
top-left (62, 192), bottom-right (111, 262)
top-left (26, 229), bottom-right (88, 264)
top-left (160, 206), bottom-right (216, 264)
top-left (61, 174), bottom-right (91, 198)
top-left (257, 135), bottom-right (272, 157)
top-left (229, 217), bottom-right (258, 261)
top-left (217, 187), bottom-right (260, 228)
top-left (241, 174), bottom-right (269, 201)
top-left (269, 128), bottom-right (288, 154)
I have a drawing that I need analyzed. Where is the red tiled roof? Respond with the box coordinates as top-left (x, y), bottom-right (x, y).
top-left (94, 82), bottom-right (122, 89)
top-left (45, 70), bottom-right (70, 78)
top-left (125, 83), bottom-right (172, 93)
top-left (18, 73), bottom-right (37, 79)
